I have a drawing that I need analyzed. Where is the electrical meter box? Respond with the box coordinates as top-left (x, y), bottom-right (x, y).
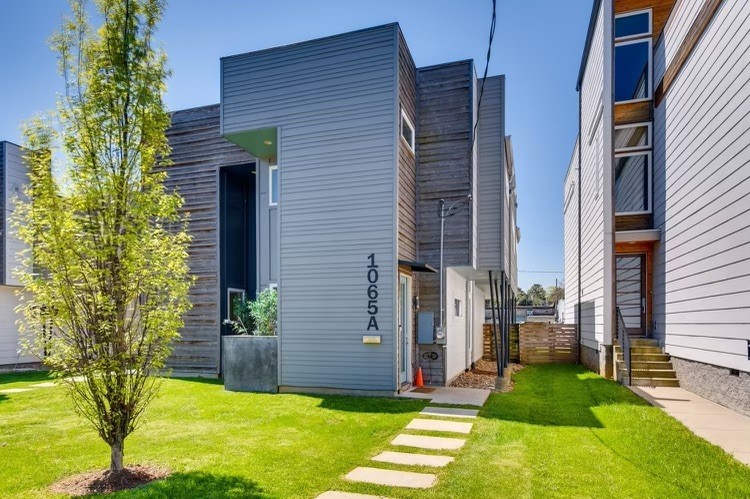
top-left (417, 312), bottom-right (435, 344)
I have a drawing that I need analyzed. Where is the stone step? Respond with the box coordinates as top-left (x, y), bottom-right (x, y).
top-left (420, 406), bottom-right (478, 419)
top-left (630, 377), bottom-right (680, 387)
top-left (391, 434), bottom-right (466, 450)
top-left (619, 368), bottom-right (677, 379)
top-left (405, 418), bottom-right (473, 434)
top-left (616, 359), bottom-right (673, 369)
top-left (614, 338), bottom-right (659, 348)
top-left (372, 451), bottom-right (454, 467)
top-left (317, 492), bottom-right (390, 499)
top-left (616, 353), bottom-right (671, 362)
top-left (345, 467), bottom-right (436, 489)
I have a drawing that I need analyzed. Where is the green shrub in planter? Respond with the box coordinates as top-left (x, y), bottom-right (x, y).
top-left (250, 288), bottom-right (277, 336)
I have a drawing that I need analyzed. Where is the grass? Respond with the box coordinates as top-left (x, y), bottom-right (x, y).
top-left (1, 365), bottom-right (748, 498)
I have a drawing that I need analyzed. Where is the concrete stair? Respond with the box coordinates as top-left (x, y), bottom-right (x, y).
top-left (614, 339), bottom-right (679, 387)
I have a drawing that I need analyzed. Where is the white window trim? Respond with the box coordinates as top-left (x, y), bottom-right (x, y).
top-left (268, 283), bottom-right (278, 291)
top-left (614, 8), bottom-right (652, 42)
top-left (268, 164), bottom-right (278, 206)
top-left (614, 150), bottom-right (652, 216)
top-left (614, 122), bottom-right (652, 153)
top-left (614, 38), bottom-right (653, 105)
top-left (454, 297), bottom-right (463, 318)
top-left (400, 109), bottom-right (415, 152)
top-left (227, 288), bottom-right (246, 320)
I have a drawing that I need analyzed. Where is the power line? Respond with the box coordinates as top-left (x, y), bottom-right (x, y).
top-left (468, 0), bottom-right (497, 161)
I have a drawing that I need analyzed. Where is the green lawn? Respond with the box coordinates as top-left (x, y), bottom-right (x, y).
top-left (1, 365), bottom-right (748, 498)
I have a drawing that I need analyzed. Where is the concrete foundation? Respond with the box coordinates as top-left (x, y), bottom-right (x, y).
top-left (222, 335), bottom-right (278, 393)
top-left (580, 343), bottom-right (613, 379)
top-left (671, 357), bottom-right (750, 417)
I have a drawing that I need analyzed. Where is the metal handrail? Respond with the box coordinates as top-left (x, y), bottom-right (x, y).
top-left (616, 307), bottom-right (631, 386)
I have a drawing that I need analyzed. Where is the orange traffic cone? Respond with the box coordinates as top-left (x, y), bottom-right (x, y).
top-left (414, 367), bottom-right (425, 388)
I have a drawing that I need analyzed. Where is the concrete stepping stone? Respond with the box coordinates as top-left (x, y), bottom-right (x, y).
top-left (345, 467), bottom-right (436, 489)
top-left (406, 418), bottom-right (473, 434)
top-left (317, 492), bottom-right (390, 499)
top-left (391, 434), bottom-right (466, 450)
top-left (372, 451), bottom-right (454, 467)
top-left (420, 406), bottom-right (478, 419)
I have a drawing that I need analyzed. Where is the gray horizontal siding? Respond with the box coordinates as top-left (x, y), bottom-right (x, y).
top-left (652, 0), bottom-right (750, 371)
top-left (163, 105), bottom-right (254, 374)
top-left (563, 139), bottom-right (580, 324)
top-left (0, 142), bottom-right (4, 286)
top-left (3, 142), bottom-right (26, 286)
top-left (476, 77), bottom-right (504, 272)
top-left (222, 24), bottom-right (398, 391)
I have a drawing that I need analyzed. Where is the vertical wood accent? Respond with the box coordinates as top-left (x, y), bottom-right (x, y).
top-left (162, 105), bottom-right (254, 375)
top-left (615, 241), bottom-right (654, 335)
top-left (614, 101), bottom-right (652, 125)
top-left (654, 0), bottom-right (724, 106)
top-left (397, 30), bottom-right (418, 262)
top-left (615, 213), bottom-right (653, 231)
top-left (614, 0), bottom-right (678, 41)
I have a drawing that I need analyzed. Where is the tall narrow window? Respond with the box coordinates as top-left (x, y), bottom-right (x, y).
top-left (614, 152), bottom-right (651, 214)
top-left (400, 110), bottom-right (415, 152)
top-left (269, 165), bottom-right (278, 206)
top-left (614, 9), bottom-right (652, 104)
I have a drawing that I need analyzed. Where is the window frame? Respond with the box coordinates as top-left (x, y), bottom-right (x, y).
top-left (614, 122), bottom-right (652, 153)
top-left (269, 164), bottom-right (278, 206)
top-left (227, 287), bottom-right (246, 322)
top-left (614, 9), bottom-right (652, 42)
top-left (454, 298), bottom-right (463, 318)
top-left (614, 37), bottom-right (653, 105)
top-left (614, 150), bottom-right (652, 216)
top-left (400, 109), bottom-right (415, 152)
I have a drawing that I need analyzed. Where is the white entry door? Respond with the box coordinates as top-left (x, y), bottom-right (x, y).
top-left (398, 275), bottom-right (412, 384)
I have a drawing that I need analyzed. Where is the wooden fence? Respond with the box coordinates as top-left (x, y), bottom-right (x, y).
top-left (482, 323), bottom-right (519, 363)
top-left (519, 323), bottom-right (578, 364)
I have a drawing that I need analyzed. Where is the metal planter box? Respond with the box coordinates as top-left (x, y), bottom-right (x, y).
top-left (222, 335), bottom-right (278, 393)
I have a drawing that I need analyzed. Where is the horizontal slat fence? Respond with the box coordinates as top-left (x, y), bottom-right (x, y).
top-left (519, 323), bottom-right (578, 364)
top-left (482, 323), bottom-right (519, 363)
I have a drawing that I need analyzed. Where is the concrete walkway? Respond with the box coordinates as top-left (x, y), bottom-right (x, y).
top-left (397, 386), bottom-right (490, 406)
top-left (630, 386), bottom-right (750, 466)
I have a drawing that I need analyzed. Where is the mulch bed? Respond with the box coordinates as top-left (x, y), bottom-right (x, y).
top-left (450, 359), bottom-right (525, 391)
top-left (49, 465), bottom-right (170, 496)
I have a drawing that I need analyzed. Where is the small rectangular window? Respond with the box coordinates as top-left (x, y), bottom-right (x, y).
top-left (615, 39), bottom-right (651, 103)
top-left (615, 10), bottom-right (652, 41)
top-left (269, 165), bottom-right (278, 206)
top-left (227, 288), bottom-right (246, 322)
top-left (454, 298), bottom-right (463, 318)
top-left (401, 110), bottom-right (415, 152)
top-left (614, 123), bottom-right (651, 152)
top-left (615, 152), bottom-right (651, 214)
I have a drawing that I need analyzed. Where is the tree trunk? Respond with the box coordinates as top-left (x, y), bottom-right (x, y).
top-left (110, 439), bottom-right (124, 473)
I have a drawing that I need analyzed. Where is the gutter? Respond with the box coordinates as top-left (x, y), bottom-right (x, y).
top-left (576, 0), bottom-right (603, 91)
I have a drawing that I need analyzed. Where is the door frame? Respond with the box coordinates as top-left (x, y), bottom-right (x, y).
top-left (615, 252), bottom-right (647, 337)
top-left (398, 273), bottom-right (413, 385)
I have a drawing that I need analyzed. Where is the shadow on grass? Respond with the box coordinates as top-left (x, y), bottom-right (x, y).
top-left (481, 364), bottom-right (649, 428)
top-left (105, 471), bottom-right (270, 498)
top-left (314, 393), bottom-right (428, 414)
top-left (0, 370), bottom-right (51, 385)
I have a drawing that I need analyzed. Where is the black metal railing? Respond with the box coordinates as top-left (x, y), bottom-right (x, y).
top-left (616, 307), bottom-right (631, 386)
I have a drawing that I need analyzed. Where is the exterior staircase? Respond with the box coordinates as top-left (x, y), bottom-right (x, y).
top-left (614, 338), bottom-right (680, 387)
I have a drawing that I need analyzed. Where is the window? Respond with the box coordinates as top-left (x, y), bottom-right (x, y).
top-left (227, 288), bottom-right (246, 322)
top-left (269, 165), bottom-right (278, 206)
top-left (615, 10), bottom-right (652, 41)
top-left (400, 110), bottom-right (415, 152)
top-left (615, 39), bottom-right (652, 103)
top-left (614, 152), bottom-right (651, 214)
top-left (614, 123), bottom-right (651, 152)
top-left (454, 298), bottom-right (463, 318)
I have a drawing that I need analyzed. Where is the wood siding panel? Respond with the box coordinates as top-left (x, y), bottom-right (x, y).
top-left (163, 105), bottom-right (254, 374)
top-left (652, 0), bottom-right (750, 372)
top-left (397, 30), bottom-right (417, 262)
top-left (222, 24), bottom-right (398, 391)
top-left (476, 77), bottom-right (505, 272)
top-left (614, 101), bottom-right (652, 125)
top-left (416, 61), bottom-right (473, 316)
top-left (615, 213), bottom-right (653, 231)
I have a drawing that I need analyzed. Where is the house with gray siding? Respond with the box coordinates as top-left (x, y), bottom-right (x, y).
top-left (0, 141), bottom-right (36, 368)
top-left (564, 0), bottom-right (750, 415)
top-left (166, 23), bottom-right (517, 394)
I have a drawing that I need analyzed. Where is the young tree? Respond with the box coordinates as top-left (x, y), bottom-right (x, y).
top-left (547, 285), bottom-right (565, 304)
top-left (517, 288), bottom-right (532, 306)
top-left (15, 0), bottom-right (191, 473)
top-left (526, 284), bottom-right (547, 306)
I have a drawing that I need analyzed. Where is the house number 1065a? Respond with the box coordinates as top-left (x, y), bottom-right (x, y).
top-left (367, 253), bottom-right (379, 331)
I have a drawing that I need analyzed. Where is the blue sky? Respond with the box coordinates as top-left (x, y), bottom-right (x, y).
top-left (0, 0), bottom-right (592, 291)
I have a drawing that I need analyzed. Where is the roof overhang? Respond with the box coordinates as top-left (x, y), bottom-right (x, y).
top-left (225, 127), bottom-right (277, 162)
top-left (398, 260), bottom-right (437, 273)
top-left (615, 229), bottom-right (661, 244)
